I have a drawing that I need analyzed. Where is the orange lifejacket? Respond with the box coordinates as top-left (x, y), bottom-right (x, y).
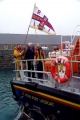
top-left (34, 47), bottom-right (45, 59)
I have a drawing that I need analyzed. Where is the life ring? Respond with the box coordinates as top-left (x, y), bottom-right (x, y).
top-left (51, 56), bottom-right (71, 83)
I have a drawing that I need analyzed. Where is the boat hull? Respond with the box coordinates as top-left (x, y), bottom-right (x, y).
top-left (10, 80), bottom-right (80, 120)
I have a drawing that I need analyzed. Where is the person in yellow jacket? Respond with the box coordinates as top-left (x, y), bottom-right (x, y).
top-left (14, 44), bottom-right (23, 70)
top-left (34, 44), bottom-right (45, 79)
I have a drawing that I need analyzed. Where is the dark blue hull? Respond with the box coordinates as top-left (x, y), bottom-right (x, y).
top-left (10, 80), bottom-right (80, 120)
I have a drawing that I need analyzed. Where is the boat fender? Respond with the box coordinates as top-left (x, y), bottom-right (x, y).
top-left (51, 56), bottom-right (71, 83)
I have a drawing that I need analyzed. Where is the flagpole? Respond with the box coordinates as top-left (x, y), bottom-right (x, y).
top-left (24, 3), bottom-right (36, 45)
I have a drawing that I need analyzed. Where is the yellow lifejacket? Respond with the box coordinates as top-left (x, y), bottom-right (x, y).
top-left (14, 49), bottom-right (22, 60)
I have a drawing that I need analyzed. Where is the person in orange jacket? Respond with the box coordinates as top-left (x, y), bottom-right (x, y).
top-left (34, 44), bottom-right (45, 79)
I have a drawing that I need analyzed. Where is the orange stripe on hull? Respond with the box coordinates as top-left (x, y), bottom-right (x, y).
top-left (14, 85), bottom-right (80, 110)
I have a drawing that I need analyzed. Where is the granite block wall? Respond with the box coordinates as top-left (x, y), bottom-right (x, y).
top-left (0, 50), bottom-right (14, 69)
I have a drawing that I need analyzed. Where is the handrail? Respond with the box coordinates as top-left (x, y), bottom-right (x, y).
top-left (13, 57), bottom-right (80, 92)
top-left (71, 25), bottom-right (80, 37)
top-left (71, 25), bottom-right (80, 44)
top-left (71, 31), bottom-right (80, 44)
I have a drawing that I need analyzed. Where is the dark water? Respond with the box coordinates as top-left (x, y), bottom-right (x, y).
top-left (0, 69), bottom-right (19, 120)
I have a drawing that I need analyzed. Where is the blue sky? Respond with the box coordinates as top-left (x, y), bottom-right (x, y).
top-left (0, 0), bottom-right (80, 35)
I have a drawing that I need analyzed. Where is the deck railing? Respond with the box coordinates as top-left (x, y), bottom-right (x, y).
top-left (13, 58), bottom-right (80, 93)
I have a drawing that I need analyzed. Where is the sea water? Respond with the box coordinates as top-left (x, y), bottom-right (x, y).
top-left (0, 69), bottom-right (19, 120)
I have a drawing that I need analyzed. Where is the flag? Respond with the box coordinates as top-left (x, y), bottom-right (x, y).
top-left (29, 5), bottom-right (56, 35)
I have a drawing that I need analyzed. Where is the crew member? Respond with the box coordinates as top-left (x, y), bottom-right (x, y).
top-left (14, 44), bottom-right (24, 78)
top-left (54, 45), bottom-right (59, 51)
top-left (25, 42), bottom-right (35, 79)
top-left (14, 44), bottom-right (23, 69)
top-left (34, 44), bottom-right (45, 79)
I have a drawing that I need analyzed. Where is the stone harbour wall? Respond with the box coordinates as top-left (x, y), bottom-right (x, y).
top-left (0, 50), bottom-right (14, 69)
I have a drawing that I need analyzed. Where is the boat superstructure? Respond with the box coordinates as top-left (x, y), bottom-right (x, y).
top-left (11, 26), bottom-right (80, 120)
